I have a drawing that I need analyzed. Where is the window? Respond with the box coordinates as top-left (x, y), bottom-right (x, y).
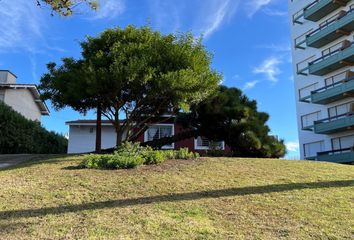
top-left (144, 124), bottom-right (174, 149)
top-left (328, 102), bottom-right (354, 119)
top-left (301, 111), bottom-right (320, 129)
top-left (299, 83), bottom-right (318, 100)
top-left (332, 135), bottom-right (354, 150)
top-left (194, 136), bottom-right (225, 150)
top-left (325, 71), bottom-right (350, 87)
top-left (89, 127), bottom-right (94, 133)
top-left (304, 141), bottom-right (324, 158)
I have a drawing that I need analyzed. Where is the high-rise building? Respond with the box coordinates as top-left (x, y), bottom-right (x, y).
top-left (288, 0), bottom-right (354, 163)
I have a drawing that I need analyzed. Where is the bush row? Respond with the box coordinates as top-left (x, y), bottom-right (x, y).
top-left (80, 142), bottom-right (199, 170)
top-left (0, 102), bottom-right (67, 154)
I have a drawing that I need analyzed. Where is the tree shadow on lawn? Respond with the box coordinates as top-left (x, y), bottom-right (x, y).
top-left (0, 180), bottom-right (353, 221)
top-left (0, 154), bottom-right (80, 172)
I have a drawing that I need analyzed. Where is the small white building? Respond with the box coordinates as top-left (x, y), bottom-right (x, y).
top-left (0, 70), bottom-right (49, 121)
top-left (66, 119), bottom-right (228, 154)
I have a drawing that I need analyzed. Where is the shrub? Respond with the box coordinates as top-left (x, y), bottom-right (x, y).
top-left (81, 143), bottom-right (200, 170)
top-left (175, 148), bottom-right (199, 160)
top-left (0, 102), bottom-right (67, 154)
top-left (143, 150), bottom-right (166, 165)
top-left (81, 154), bottom-right (144, 169)
top-left (162, 150), bottom-right (177, 160)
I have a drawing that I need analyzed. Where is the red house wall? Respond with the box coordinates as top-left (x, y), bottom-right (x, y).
top-left (136, 121), bottom-right (231, 155)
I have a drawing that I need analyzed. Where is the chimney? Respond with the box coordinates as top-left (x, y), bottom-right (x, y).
top-left (0, 70), bottom-right (17, 84)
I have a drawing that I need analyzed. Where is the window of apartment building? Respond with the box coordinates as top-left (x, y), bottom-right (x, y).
top-left (304, 141), bottom-right (324, 158)
top-left (299, 83), bottom-right (318, 100)
top-left (328, 101), bottom-right (354, 119)
top-left (332, 134), bottom-right (354, 150)
top-left (322, 40), bottom-right (351, 57)
top-left (296, 55), bottom-right (315, 74)
top-left (0, 90), bottom-right (4, 102)
top-left (294, 29), bottom-right (313, 49)
top-left (325, 71), bottom-right (350, 86)
top-left (194, 136), bottom-right (225, 150)
top-left (144, 124), bottom-right (174, 149)
top-left (301, 111), bottom-right (321, 129)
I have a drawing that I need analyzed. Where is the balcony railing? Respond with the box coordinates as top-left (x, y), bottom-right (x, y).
top-left (310, 75), bottom-right (354, 104)
top-left (306, 9), bottom-right (354, 48)
top-left (316, 147), bottom-right (354, 163)
top-left (304, 0), bottom-right (350, 22)
top-left (314, 111), bottom-right (354, 134)
top-left (307, 41), bottom-right (354, 76)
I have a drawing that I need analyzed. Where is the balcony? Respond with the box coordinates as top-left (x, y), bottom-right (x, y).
top-left (314, 112), bottom-right (354, 134)
top-left (307, 9), bottom-right (354, 48)
top-left (311, 75), bottom-right (354, 104)
top-left (316, 148), bottom-right (354, 163)
top-left (308, 41), bottom-right (354, 76)
top-left (304, 0), bottom-right (350, 22)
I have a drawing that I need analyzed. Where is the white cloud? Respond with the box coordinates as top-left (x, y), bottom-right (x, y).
top-left (245, 0), bottom-right (273, 18)
top-left (285, 141), bottom-right (299, 152)
top-left (148, 0), bottom-right (239, 39)
top-left (262, 8), bottom-right (287, 17)
top-left (91, 0), bottom-right (125, 20)
top-left (256, 43), bottom-right (291, 52)
top-left (242, 80), bottom-right (259, 91)
top-left (253, 56), bottom-right (282, 82)
top-left (0, 0), bottom-right (44, 52)
top-left (201, 0), bottom-right (238, 39)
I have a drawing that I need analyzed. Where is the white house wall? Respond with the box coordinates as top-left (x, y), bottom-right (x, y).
top-left (288, 0), bottom-right (354, 159)
top-left (3, 89), bottom-right (42, 121)
top-left (68, 125), bottom-right (120, 154)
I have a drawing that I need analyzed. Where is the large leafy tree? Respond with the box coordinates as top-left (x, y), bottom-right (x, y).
top-left (36, 0), bottom-right (98, 16)
top-left (39, 26), bottom-right (221, 149)
top-left (144, 86), bottom-right (286, 158)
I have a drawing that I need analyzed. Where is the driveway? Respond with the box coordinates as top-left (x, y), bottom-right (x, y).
top-left (0, 154), bottom-right (38, 169)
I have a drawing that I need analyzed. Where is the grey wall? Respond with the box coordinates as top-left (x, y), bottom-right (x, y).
top-left (3, 89), bottom-right (42, 121)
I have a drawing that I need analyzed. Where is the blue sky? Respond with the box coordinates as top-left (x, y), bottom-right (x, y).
top-left (0, 0), bottom-right (300, 158)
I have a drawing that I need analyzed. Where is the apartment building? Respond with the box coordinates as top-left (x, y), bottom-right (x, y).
top-left (288, 0), bottom-right (354, 163)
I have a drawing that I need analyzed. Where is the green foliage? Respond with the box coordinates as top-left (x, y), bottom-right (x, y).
top-left (81, 142), bottom-right (199, 170)
top-left (37, 0), bottom-right (98, 16)
top-left (143, 151), bottom-right (166, 165)
top-left (0, 102), bottom-right (67, 154)
top-left (175, 148), bottom-right (200, 160)
top-left (196, 86), bottom-right (287, 158)
top-left (39, 25), bottom-right (221, 147)
top-left (171, 86), bottom-right (286, 158)
top-left (81, 154), bottom-right (144, 169)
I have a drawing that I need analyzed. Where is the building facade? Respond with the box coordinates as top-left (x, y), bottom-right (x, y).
top-left (66, 120), bottom-right (229, 154)
top-left (0, 70), bottom-right (49, 121)
top-left (288, 0), bottom-right (354, 163)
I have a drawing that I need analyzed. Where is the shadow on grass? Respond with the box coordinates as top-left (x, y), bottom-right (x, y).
top-left (0, 180), bottom-right (353, 221)
top-left (0, 155), bottom-right (79, 171)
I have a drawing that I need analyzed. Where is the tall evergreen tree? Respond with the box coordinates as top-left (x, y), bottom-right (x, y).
top-left (39, 26), bottom-right (221, 149)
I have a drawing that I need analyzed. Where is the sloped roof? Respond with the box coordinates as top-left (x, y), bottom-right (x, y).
top-left (0, 83), bottom-right (50, 116)
top-left (66, 120), bottom-right (125, 126)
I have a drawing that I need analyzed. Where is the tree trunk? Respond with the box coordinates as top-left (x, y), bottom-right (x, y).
top-left (116, 130), bottom-right (123, 147)
top-left (95, 104), bottom-right (102, 153)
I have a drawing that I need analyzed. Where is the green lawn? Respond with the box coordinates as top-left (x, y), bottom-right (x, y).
top-left (0, 156), bottom-right (353, 239)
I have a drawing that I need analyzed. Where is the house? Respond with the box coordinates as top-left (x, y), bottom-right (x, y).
top-left (288, 0), bottom-right (354, 163)
top-left (66, 119), bottom-right (230, 154)
top-left (0, 70), bottom-right (49, 121)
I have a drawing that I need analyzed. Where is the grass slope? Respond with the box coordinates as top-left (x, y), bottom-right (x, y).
top-left (0, 156), bottom-right (353, 239)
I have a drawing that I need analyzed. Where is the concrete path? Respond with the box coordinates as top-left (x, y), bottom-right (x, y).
top-left (0, 154), bottom-right (38, 169)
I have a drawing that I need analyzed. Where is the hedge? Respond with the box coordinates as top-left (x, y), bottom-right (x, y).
top-left (0, 102), bottom-right (67, 154)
